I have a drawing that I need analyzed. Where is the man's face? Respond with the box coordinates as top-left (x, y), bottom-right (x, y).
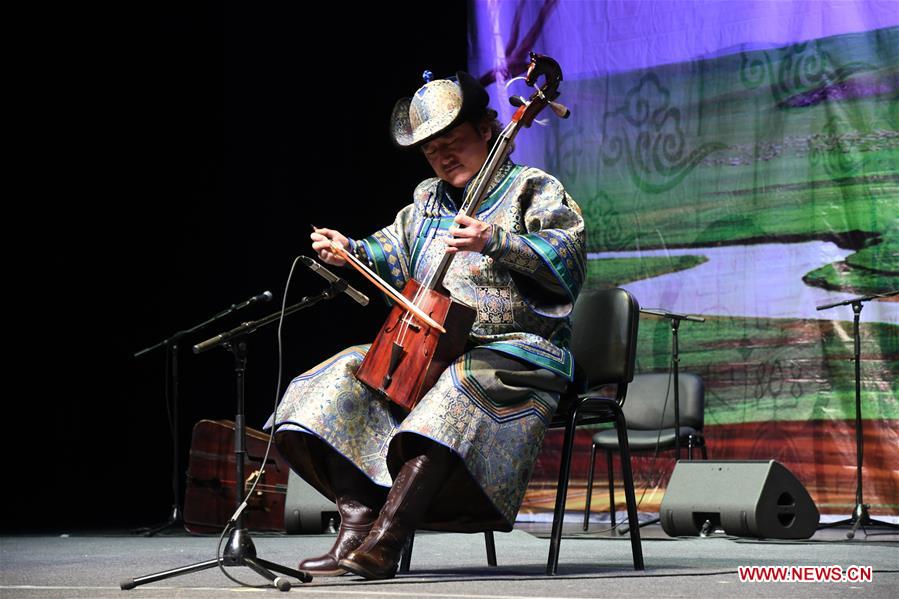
top-left (421, 122), bottom-right (491, 188)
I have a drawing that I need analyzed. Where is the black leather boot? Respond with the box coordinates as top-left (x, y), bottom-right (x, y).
top-left (297, 451), bottom-right (385, 576)
top-left (339, 449), bottom-right (449, 580)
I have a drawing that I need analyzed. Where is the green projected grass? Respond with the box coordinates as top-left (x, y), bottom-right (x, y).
top-left (566, 28), bottom-right (899, 432)
top-left (579, 107), bottom-right (898, 254)
top-left (804, 228), bottom-right (899, 294)
top-left (569, 28), bottom-right (899, 275)
top-left (586, 255), bottom-right (707, 289)
top-left (804, 262), bottom-right (898, 295)
top-left (847, 232), bottom-right (899, 273)
top-left (635, 315), bottom-right (899, 426)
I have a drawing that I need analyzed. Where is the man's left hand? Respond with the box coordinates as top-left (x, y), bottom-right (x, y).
top-left (445, 214), bottom-right (493, 254)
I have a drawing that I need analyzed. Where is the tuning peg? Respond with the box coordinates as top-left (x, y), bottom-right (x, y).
top-left (550, 101), bottom-right (570, 119)
top-left (509, 94), bottom-right (569, 118)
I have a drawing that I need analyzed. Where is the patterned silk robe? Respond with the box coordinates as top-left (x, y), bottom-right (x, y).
top-left (271, 160), bottom-right (586, 531)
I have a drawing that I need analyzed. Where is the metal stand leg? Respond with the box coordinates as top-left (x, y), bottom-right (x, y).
top-left (817, 301), bottom-right (899, 538)
top-left (122, 338), bottom-right (312, 591)
top-left (121, 527), bottom-right (309, 591)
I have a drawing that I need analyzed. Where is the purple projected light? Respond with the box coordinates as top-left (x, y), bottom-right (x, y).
top-left (469, 1), bottom-right (899, 127)
top-left (469, 0), bottom-right (899, 81)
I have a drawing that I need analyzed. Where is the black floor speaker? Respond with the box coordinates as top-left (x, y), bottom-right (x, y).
top-left (660, 460), bottom-right (819, 539)
top-left (284, 470), bottom-right (338, 534)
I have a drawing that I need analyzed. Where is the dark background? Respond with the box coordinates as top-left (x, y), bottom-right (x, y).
top-left (14, 2), bottom-right (466, 532)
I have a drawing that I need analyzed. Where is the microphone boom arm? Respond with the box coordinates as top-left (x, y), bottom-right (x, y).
top-left (192, 280), bottom-right (351, 354)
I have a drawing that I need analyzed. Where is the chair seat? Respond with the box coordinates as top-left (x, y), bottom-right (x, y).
top-left (593, 426), bottom-right (699, 450)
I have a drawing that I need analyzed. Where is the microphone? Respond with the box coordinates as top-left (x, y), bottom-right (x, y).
top-left (640, 308), bottom-right (706, 323)
top-left (193, 333), bottom-right (226, 354)
top-left (232, 291), bottom-right (273, 311)
top-left (300, 256), bottom-right (369, 306)
top-left (816, 291), bottom-right (897, 311)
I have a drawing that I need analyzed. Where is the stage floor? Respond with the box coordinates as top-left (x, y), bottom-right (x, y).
top-left (2, 523), bottom-right (897, 598)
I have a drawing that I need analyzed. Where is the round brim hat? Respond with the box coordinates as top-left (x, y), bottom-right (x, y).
top-left (390, 71), bottom-right (489, 148)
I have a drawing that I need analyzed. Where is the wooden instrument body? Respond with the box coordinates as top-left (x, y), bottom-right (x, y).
top-left (183, 419), bottom-right (289, 534)
top-left (355, 279), bottom-right (475, 411)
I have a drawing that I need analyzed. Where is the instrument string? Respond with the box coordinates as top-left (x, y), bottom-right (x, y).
top-left (418, 120), bottom-right (516, 294)
top-left (396, 188), bottom-right (447, 345)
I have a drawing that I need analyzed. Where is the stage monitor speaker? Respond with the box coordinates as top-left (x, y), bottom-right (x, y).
top-left (284, 470), bottom-right (338, 534)
top-left (660, 460), bottom-right (819, 539)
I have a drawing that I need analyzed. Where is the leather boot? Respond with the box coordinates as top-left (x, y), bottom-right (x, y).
top-left (298, 497), bottom-right (377, 576)
top-left (297, 451), bottom-right (385, 576)
top-left (339, 450), bottom-right (449, 580)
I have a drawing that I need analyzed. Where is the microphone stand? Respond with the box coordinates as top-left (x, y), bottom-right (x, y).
top-left (121, 282), bottom-right (352, 591)
top-left (816, 291), bottom-right (899, 539)
top-left (133, 292), bottom-right (271, 537)
top-left (638, 308), bottom-right (706, 460)
top-left (618, 308), bottom-right (705, 535)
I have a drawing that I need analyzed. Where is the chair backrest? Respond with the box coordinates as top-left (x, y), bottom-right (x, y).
top-left (622, 372), bottom-right (705, 431)
top-left (569, 288), bottom-right (640, 389)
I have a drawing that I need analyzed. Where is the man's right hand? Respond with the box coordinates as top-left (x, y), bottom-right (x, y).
top-left (311, 227), bottom-right (350, 266)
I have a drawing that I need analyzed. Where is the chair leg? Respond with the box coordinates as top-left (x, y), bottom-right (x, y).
top-left (614, 407), bottom-right (644, 571)
top-left (484, 532), bottom-right (497, 566)
top-left (399, 530), bottom-right (496, 572)
top-left (700, 434), bottom-right (708, 460)
top-left (399, 531), bottom-right (414, 573)
top-left (583, 443), bottom-right (597, 531)
top-left (546, 405), bottom-right (581, 576)
top-left (688, 434), bottom-right (694, 460)
top-left (606, 449), bottom-right (616, 528)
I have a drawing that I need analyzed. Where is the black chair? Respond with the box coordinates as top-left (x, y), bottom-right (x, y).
top-left (544, 287), bottom-right (643, 573)
top-left (583, 372), bottom-right (707, 531)
top-left (400, 288), bottom-right (643, 574)
top-left (399, 532), bottom-right (495, 573)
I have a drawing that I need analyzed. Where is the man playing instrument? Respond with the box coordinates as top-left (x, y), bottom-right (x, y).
top-left (269, 70), bottom-right (586, 580)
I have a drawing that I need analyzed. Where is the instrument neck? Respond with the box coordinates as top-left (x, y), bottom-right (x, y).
top-left (425, 123), bottom-right (519, 291)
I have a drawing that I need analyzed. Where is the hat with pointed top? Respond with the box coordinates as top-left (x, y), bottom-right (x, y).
top-left (389, 70), bottom-right (489, 148)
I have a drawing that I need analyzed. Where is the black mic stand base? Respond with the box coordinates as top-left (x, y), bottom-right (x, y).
top-left (120, 526), bottom-right (311, 591)
top-left (131, 504), bottom-right (183, 537)
top-left (817, 503), bottom-right (899, 539)
top-left (125, 285), bottom-right (347, 590)
top-left (616, 516), bottom-right (660, 535)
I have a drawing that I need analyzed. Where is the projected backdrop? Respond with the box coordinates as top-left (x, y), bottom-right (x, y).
top-left (468, 0), bottom-right (898, 520)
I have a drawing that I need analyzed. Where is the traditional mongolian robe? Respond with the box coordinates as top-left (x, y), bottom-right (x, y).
top-left (270, 160), bottom-right (586, 531)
